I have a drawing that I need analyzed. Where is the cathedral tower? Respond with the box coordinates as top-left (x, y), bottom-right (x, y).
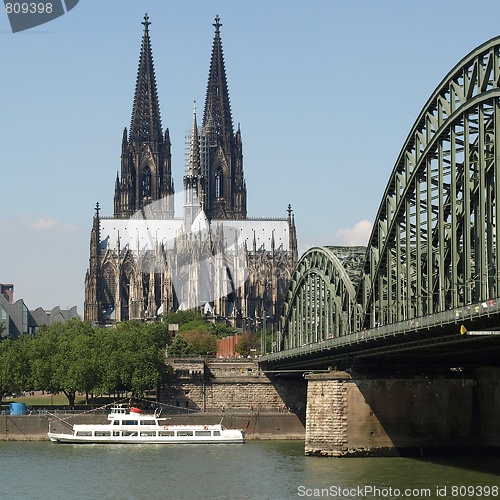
top-left (202, 15), bottom-right (247, 220)
top-left (114, 14), bottom-right (174, 219)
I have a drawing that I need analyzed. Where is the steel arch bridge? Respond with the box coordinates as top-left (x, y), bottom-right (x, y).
top-left (275, 36), bottom-right (500, 364)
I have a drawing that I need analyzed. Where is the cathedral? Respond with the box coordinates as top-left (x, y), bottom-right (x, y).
top-left (84, 14), bottom-right (298, 328)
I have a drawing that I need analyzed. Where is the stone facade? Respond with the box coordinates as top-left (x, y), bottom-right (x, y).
top-left (84, 16), bottom-right (298, 327)
top-left (162, 359), bottom-right (306, 414)
top-left (305, 370), bottom-right (500, 457)
top-left (305, 372), bottom-right (349, 456)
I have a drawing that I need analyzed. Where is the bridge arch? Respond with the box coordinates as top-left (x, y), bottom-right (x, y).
top-left (360, 35), bottom-right (500, 330)
top-left (281, 36), bottom-right (500, 344)
top-left (280, 247), bottom-right (364, 349)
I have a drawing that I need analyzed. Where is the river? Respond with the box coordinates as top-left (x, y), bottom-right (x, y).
top-left (1, 441), bottom-right (499, 499)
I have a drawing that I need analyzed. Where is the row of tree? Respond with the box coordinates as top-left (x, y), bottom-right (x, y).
top-left (0, 318), bottom-right (172, 407)
top-left (0, 311), bottom-right (264, 406)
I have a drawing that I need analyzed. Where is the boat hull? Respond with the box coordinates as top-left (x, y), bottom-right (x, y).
top-left (47, 432), bottom-right (244, 444)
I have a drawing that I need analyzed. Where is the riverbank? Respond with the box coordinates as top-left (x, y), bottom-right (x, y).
top-left (0, 411), bottom-right (305, 441)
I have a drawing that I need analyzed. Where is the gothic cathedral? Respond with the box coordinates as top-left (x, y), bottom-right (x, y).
top-left (84, 15), bottom-right (298, 328)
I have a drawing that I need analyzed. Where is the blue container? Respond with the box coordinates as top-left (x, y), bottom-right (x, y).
top-left (10, 402), bottom-right (26, 415)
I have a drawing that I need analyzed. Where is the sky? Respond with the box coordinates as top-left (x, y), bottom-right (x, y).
top-left (2, 0), bottom-right (500, 314)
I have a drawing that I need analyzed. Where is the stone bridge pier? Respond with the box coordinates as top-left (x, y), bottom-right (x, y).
top-left (304, 368), bottom-right (500, 456)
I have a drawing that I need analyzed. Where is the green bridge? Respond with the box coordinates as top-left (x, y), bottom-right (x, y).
top-left (263, 35), bottom-right (500, 375)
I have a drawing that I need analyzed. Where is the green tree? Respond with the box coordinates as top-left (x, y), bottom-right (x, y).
top-left (168, 334), bottom-right (196, 357)
top-left (179, 319), bottom-right (210, 333)
top-left (209, 321), bottom-right (236, 339)
top-left (97, 326), bottom-right (128, 396)
top-left (162, 310), bottom-right (203, 327)
top-left (2, 335), bottom-right (33, 395)
top-left (0, 338), bottom-right (25, 402)
top-left (47, 319), bottom-right (99, 407)
top-left (181, 330), bottom-right (217, 355)
top-left (101, 321), bottom-right (170, 398)
top-left (29, 324), bottom-right (58, 394)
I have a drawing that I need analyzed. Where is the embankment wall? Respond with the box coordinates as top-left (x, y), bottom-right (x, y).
top-left (0, 412), bottom-right (304, 441)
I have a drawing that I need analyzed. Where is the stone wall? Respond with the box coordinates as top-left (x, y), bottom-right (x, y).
top-left (0, 412), bottom-right (305, 441)
top-left (162, 359), bottom-right (307, 415)
top-left (0, 413), bottom-right (107, 441)
top-left (305, 372), bottom-right (349, 456)
top-left (305, 370), bottom-right (500, 457)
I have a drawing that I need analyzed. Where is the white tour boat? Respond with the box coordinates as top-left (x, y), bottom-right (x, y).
top-left (47, 405), bottom-right (245, 444)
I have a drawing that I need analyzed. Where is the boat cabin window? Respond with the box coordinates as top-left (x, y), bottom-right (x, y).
top-left (122, 431), bottom-right (137, 436)
top-left (95, 431), bottom-right (111, 437)
top-left (176, 430), bottom-right (193, 437)
top-left (140, 420), bottom-right (156, 426)
top-left (113, 420), bottom-right (119, 425)
top-left (195, 431), bottom-right (211, 437)
top-left (123, 420), bottom-right (138, 426)
top-left (76, 431), bottom-right (92, 437)
top-left (213, 431), bottom-right (221, 436)
top-left (159, 431), bottom-right (174, 436)
top-left (140, 431), bottom-right (156, 437)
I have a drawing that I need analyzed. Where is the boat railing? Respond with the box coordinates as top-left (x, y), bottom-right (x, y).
top-left (29, 408), bottom-right (110, 416)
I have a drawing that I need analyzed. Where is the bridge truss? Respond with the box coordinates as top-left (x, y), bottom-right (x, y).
top-left (279, 36), bottom-right (500, 358)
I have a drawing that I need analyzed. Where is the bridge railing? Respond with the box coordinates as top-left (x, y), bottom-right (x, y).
top-left (262, 298), bottom-right (500, 363)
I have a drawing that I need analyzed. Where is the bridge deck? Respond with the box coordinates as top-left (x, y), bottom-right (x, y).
top-left (262, 299), bottom-right (500, 372)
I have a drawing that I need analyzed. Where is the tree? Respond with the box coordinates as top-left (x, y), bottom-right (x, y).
top-left (234, 331), bottom-right (259, 357)
top-left (99, 321), bottom-right (170, 398)
top-left (1, 335), bottom-right (33, 396)
top-left (0, 338), bottom-right (27, 402)
top-left (209, 321), bottom-right (236, 339)
top-left (181, 330), bottom-right (217, 355)
top-left (29, 324), bottom-right (58, 394)
top-left (162, 310), bottom-right (203, 327)
top-left (40, 319), bottom-right (99, 407)
top-left (168, 335), bottom-right (196, 357)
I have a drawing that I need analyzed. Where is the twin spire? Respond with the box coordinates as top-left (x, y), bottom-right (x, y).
top-left (130, 12), bottom-right (234, 149)
top-left (120, 13), bottom-right (246, 221)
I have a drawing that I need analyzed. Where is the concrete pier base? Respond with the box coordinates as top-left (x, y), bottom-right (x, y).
top-left (305, 368), bottom-right (500, 457)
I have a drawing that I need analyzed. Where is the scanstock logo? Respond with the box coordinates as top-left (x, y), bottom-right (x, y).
top-left (4, 0), bottom-right (79, 33)
top-left (127, 194), bottom-right (253, 313)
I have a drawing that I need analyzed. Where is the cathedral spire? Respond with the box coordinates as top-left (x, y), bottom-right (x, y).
top-left (203, 14), bottom-right (234, 148)
top-left (201, 16), bottom-right (246, 220)
top-left (184, 102), bottom-right (204, 227)
top-left (114, 14), bottom-right (174, 219)
top-left (188, 101), bottom-right (201, 175)
top-left (129, 13), bottom-right (162, 144)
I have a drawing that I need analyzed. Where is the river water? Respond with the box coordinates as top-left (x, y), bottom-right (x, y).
top-left (1, 441), bottom-right (499, 500)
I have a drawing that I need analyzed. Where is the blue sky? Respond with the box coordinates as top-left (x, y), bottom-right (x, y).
top-left (2, 0), bottom-right (500, 313)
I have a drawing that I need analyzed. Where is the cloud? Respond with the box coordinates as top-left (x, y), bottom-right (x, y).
top-left (333, 219), bottom-right (372, 246)
top-left (27, 216), bottom-right (80, 233)
top-left (0, 214), bottom-right (82, 234)
top-left (297, 219), bottom-right (373, 256)
top-left (29, 216), bottom-right (59, 230)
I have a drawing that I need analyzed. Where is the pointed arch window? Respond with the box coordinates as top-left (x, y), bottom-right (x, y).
top-left (142, 165), bottom-right (152, 198)
top-left (215, 168), bottom-right (223, 199)
top-left (102, 265), bottom-right (116, 310)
